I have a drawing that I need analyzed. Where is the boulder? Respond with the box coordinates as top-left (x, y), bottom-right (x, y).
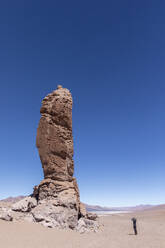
top-left (87, 212), bottom-right (98, 220)
top-left (0, 208), bottom-right (13, 221)
top-left (12, 196), bottom-right (37, 212)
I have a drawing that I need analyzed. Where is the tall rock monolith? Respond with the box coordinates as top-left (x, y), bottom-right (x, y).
top-left (31, 85), bottom-right (81, 229)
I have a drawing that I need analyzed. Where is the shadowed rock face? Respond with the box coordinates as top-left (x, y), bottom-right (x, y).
top-left (0, 86), bottom-right (98, 232)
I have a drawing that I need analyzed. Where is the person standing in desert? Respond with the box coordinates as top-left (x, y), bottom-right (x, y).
top-left (131, 217), bottom-right (138, 235)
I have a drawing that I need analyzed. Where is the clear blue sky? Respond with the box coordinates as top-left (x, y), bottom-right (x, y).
top-left (0, 0), bottom-right (165, 207)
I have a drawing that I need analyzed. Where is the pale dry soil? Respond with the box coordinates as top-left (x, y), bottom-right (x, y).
top-left (0, 209), bottom-right (165, 248)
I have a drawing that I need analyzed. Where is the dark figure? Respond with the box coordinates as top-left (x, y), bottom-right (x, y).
top-left (131, 217), bottom-right (137, 235)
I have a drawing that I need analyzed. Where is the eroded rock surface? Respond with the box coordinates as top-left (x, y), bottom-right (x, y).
top-left (0, 86), bottom-right (98, 232)
top-left (36, 85), bottom-right (74, 182)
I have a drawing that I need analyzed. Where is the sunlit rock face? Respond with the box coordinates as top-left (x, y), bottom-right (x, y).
top-left (36, 85), bottom-right (74, 182)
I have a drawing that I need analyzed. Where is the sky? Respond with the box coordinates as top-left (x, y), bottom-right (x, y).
top-left (0, 0), bottom-right (165, 207)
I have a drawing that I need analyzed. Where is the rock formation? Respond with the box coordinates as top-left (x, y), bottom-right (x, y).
top-left (31, 85), bottom-right (81, 229)
top-left (0, 85), bottom-right (98, 233)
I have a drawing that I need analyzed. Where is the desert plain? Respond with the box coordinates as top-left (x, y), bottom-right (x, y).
top-left (0, 203), bottom-right (165, 248)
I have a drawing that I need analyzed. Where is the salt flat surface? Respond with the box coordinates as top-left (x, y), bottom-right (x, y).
top-left (90, 210), bottom-right (131, 216)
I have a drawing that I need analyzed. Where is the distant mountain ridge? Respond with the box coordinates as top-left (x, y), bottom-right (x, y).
top-left (0, 196), bottom-right (26, 203)
top-left (85, 203), bottom-right (155, 212)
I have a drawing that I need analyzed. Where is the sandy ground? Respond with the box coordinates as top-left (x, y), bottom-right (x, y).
top-left (0, 209), bottom-right (165, 248)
